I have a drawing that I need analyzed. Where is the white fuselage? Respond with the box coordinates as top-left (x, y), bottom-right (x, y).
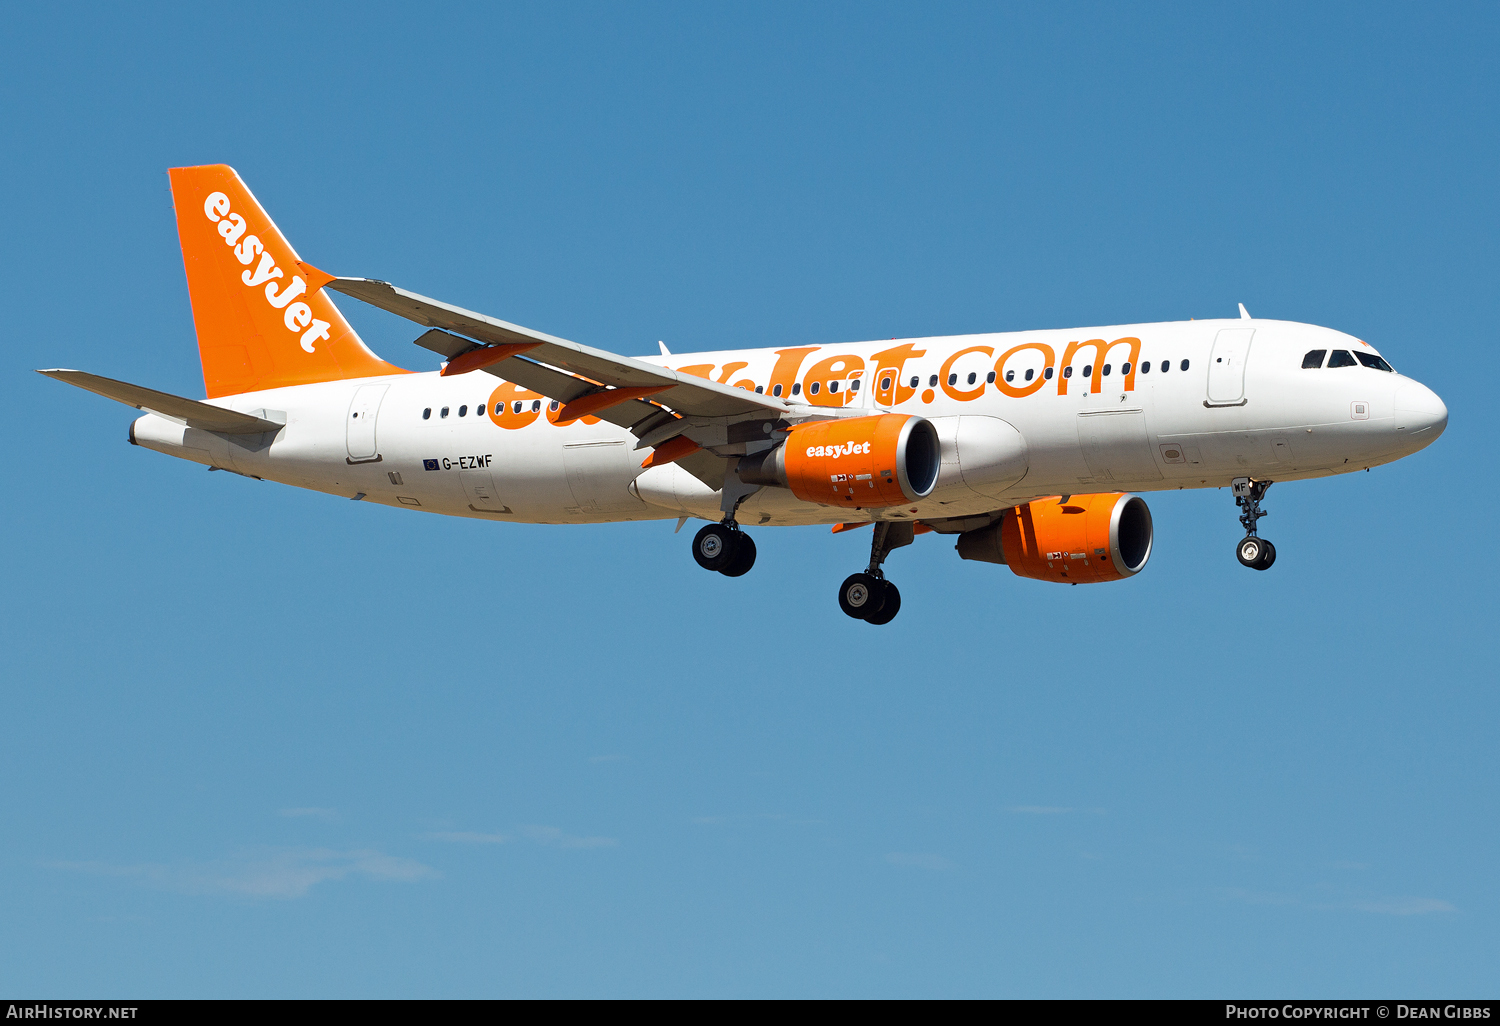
top-left (129, 317), bottom-right (1448, 526)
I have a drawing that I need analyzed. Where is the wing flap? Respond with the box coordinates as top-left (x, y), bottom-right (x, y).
top-left (675, 448), bottom-right (728, 490)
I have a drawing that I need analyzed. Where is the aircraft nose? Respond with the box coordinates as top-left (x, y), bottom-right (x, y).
top-left (1394, 379), bottom-right (1448, 441)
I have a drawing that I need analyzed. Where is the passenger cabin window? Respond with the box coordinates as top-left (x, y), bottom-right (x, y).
top-left (1024, 368), bottom-right (1034, 381)
top-left (1043, 367), bottom-right (1054, 379)
top-left (828, 380), bottom-right (838, 393)
top-left (850, 378), bottom-right (860, 392)
top-left (549, 400), bottom-right (560, 411)
top-left (966, 372), bottom-right (976, 385)
top-left (1302, 350), bottom-right (1327, 369)
top-left (1355, 352), bottom-right (1395, 372)
top-left (1005, 370), bottom-right (1015, 382)
top-left (880, 376), bottom-right (892, 390)
top-left (929, 375), bottom-right (938, 387)
top-left (1327, 350), bottom-right (1357, 368)
top-left (1121, 361), bottom-right (1131, 374)
top-left (1082, 365), bottom-right (1092, 378)
top-left (986, 371), bottom-right (996, 383)
top-left (459, 405), bottom-right (468, 417)
top-left (1102, 364), bottom-right (1112, 376)
top-left (909, 376), bottom-right (919, 389)
top-left (1160, 361), bottom-right (1169, 372)
top-left (1179, 359), bottom-right (1190, 371)
top-left (1140, 361), bottom-right (1150, 374)
top-left (772, 384), bottom-right (783, 397)
top-left (755, 385), bottom-right (764, 393)
top-left (1063, 366), bottom-right (1073, 378)
top-left (809, 381), bottom-right (820, 395)
top-left (532, 399), bottom-right (542, 411)
top-left (423, 408), bottom-right (432, 419)
top-left (440, 406), bottom-right (450, 418)
top-left (792, 383), bottom-right (801, 395)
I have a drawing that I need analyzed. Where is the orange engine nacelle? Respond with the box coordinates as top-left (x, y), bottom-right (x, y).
top-left (955, 493), bottom-right (1153, 583)
top-left (737, 414), bottom-right (940, 509)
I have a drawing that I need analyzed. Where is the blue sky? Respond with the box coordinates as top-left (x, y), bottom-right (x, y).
top-left (2, 1), bottom-right (1496, 997)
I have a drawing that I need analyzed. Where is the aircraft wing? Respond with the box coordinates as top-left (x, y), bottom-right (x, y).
top-left (37, 369), bottom-right (284, 435)
top-left (305, 268), bottom-right (793, 422)
top-left (405, 328), bottom-right (671, 434)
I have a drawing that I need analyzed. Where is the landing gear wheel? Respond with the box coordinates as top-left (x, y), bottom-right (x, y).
top-left (838, 573), bottom-right (886, 620)
top-left (719, 533), bottom-right (757, 577)
top-left (864, 580), bottom-right (901, 625)
top-left (1236, 536), bottom-right (1275, 570)
top-left (1236, 536), bottom-right (1264, 568)
top-left (693, 523), bottom-right (739, 572)
top-left (1256, 539), bottom-right (1276, 570)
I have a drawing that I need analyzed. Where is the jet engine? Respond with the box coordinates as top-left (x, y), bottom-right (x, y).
top-left (738, 414), bottom-right (941, 508)
top-left (956, 492), bottom-right (1153, 583)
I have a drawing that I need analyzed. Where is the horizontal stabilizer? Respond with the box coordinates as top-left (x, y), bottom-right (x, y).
top-left (37, 369), bottom-right (284, 435)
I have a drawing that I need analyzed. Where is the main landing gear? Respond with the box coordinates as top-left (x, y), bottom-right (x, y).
top-left (691, 459), bottom-right (762, 578)
top-left (692, 521), bottom-right (757, 577)
top-left (1232, 477), bottom-right (1276, 571)
top-left (839, 521), bottom-right (914, 626)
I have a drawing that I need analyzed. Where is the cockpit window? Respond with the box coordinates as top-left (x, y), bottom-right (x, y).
top-left (1327, 350), bottom-right (1357, 368)
top-left (1355, 352), bottom-right (1394, 372)
top-left (1301, 349), bottom-right (1327, 369)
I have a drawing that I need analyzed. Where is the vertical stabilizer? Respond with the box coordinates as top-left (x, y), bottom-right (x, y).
top-left (168, 164), bottom-right (407, 398)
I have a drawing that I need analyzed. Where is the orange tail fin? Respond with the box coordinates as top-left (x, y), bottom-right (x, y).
top-left (168, 164), bottom-right (407, 398)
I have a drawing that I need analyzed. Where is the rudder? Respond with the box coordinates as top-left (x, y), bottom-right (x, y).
top-left (168, 164), bottom-right (406, 398)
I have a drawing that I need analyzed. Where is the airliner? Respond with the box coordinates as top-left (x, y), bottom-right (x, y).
top-left (41, 165), bottom-right (1448, 624)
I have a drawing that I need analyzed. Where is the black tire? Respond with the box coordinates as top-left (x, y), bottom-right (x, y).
top-left (693, 523), bottom-right (739, 572)
top-left (1256, 539), bottom-right (1276, 570)
top-left (865, 581), bottom-right (901, 625)
top-left (720, 533), bottom-right (757, 577)
top-left (838, 573), bottom-right (885, 620)
top-left (1236, 536), bottom-right (1265, 569)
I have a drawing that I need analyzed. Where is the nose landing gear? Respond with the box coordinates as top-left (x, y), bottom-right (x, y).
top-left (1232, 477), bottom-right (1276, 570)
top-left (838, 521), bottom-right (913, 624)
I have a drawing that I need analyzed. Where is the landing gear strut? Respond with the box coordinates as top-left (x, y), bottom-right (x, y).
top-left (839, 521), bottom-right (913, 625)
top-left (692, 521), bottom-right (757, 577)
top-left (1232, 477), bottom-right (1276, 571)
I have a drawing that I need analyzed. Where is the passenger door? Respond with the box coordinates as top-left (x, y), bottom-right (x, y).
top-left (1207, 328), bottom-right (1255, 405)
top-left (346, 384), bottom-right (389, 463)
